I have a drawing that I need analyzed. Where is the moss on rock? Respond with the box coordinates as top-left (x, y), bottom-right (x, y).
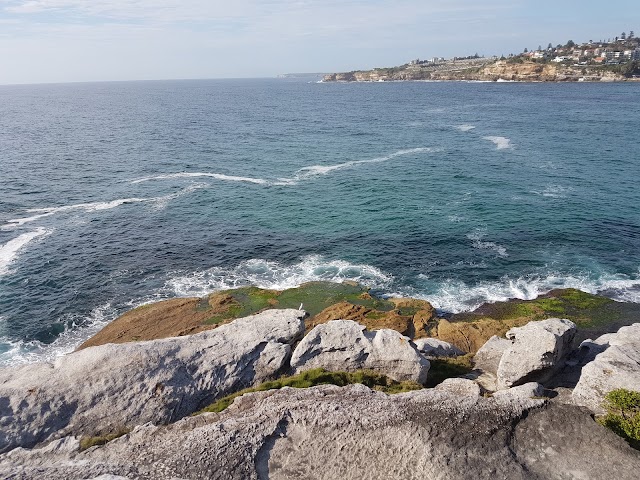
top-left (197, 368), bottom-right (423, 414)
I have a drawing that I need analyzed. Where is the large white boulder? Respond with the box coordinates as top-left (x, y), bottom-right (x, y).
top-left (414, 338), bottom-right (464, 357)
top-left (290, 320), bottom-right (430, 384)
top-left (0, 309), bottom-right (306, 453)
top-left (573, 323), bottom-right (640, 413)
top-left (474, 335), bottom-right (511, 375)
top-left (496, 319), bottom-right (576, 390)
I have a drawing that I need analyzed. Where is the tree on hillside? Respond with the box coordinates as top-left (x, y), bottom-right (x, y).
top-left (524, 47), bottom-right (528, 53)
top-left (621, 32), bottom-right (626, 40)
top-left (630, 31), bottom-right (635, 39)
top-left (548, 43), bottom-right (553, 49)
top-left (566, 40), bottom-right (576, 48)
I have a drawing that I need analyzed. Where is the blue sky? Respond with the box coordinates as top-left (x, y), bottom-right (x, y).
top-left (0, 0), bottom-right (638, 84)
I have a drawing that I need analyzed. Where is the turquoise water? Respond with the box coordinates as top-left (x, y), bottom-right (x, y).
top-left (1, 79), bottom-right (639, 365)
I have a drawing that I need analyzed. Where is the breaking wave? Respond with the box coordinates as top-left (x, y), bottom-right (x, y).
top-left (419, 271), bottom-right (640, 313)
top-left (166, 255), bottom-right (394, 297)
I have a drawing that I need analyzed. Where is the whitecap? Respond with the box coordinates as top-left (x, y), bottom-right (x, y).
top-left (0, 227), bottom-right (49, 276)
top-left (166, 255), bottom-right (394, 297)
top-left (456, 125), bottom-right (476, 132)
top-left (483, 136), bottom-right (513, 150)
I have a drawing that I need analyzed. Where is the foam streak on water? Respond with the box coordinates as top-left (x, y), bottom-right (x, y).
top-left (0, 228), bottom-right (49, 276)
top-left (129, 148), bottom-right (435, 187)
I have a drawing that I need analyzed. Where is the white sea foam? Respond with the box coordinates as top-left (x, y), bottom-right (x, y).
top-left (277, 147), bottom-right (435, 185)
top-left (456, 125), bottom-right (476, 132)
top-left (419, 272), bottom-right (640, 314)
top-left (532, 185), bottom-right (572, 198)
top-left (0, 302), bottom-right (118, 367)
top-left (130, 148), bottom-right (436, 187)
top-left (166, 255), bottom-right (394, 297)
top-left (2, 257), bottom-right (640, 366)
top-left (1, 185), bottom-right (209, 230)
top-left (131, 172), bottom-right (268, 185)
top-left (0, 228), bottom-right (49, 276)
top-left (483, 136), bottom-right (513, 150)
top-left (3, 198), bottom-right (147, 229)
top-left (467, 230), bottom-right (508, 258)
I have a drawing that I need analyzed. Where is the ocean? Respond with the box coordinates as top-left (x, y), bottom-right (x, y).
top-left (1, 78), bottom-right (639, 366)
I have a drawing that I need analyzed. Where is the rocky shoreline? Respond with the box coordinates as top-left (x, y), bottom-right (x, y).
top-left (1, 283), bottom-right (639, 479)
top-left (322, 60), bottom-right (639, 83)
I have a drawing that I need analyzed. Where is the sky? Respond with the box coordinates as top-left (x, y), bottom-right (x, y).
top-left (0, 0), bottom-right (639, 84)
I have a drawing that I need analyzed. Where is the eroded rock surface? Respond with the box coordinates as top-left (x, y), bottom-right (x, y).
top-left (434, 378), bottom-right (481, 397)
top-left (573, 323), bottom-right (640, 413)
top-left (497, 319), bottom-right (576, 389)
top-left (414, 338), bottom-right (464, 357)
top-left (290, 320), bottom-right (430, 384)
top-left (0, 309), bottom-right (305, 453)
top-left (1, 385), bottom-right (638, 480)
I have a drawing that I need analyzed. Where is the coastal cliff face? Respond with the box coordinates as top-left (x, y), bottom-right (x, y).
top-left (323, 61), bottom-right (629, 82)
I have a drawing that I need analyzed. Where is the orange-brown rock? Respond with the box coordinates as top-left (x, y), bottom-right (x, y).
top-left (77, 298), bottom-right (220, 350)
top-left (435, 318), bottom-right (528, 354)
top-left (388, 298), bottom-right (437, 338)
top-left (307, 299), bottom-right (436, 337)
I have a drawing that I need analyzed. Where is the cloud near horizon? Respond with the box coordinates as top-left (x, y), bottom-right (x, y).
top-left (0, 0), bottom-right (638, 84)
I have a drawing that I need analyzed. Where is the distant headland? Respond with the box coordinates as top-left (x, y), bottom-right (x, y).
top-left (320, 31), bottom-right (640, 83)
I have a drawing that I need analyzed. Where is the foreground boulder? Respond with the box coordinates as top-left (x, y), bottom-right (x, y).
top-left (0, 309), bottom-right (305, 453)
top-left (1, 385), bottom-right (639, 479)
top-left (496, 319), bottom-right (576, 390)
top-left (573, 323), bottom-right (640, 413)
top-left (290, 320), bottom-right (430, 384)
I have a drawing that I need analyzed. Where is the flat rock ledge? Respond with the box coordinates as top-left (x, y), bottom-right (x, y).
top-left (0, 309), bottom-right (306, 453)
top-left (1, 385), bottom-right (639, 480)
top-left (291, 320), bottom-right (430, 384)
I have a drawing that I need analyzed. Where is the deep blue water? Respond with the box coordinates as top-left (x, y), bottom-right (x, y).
top-left (1, 79), bottom-right (639, 365)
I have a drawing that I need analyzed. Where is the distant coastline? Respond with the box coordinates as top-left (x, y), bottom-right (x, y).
top-left (321, 32), bottom-right (640, 83)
